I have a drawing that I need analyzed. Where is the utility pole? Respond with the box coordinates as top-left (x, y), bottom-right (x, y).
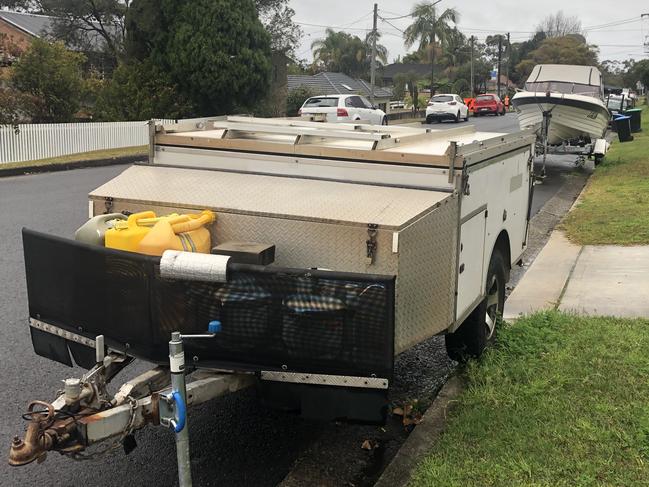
top-left (470, 35), bottom-right (475, 98)
top-left (430, 0), bottom-right (442, 97)
top-left (496, 35), bottom-right (503, 98)
top-left (505, 32), bottom-right (510, 96)
top-left (370, 3), bottom-right (378, 105)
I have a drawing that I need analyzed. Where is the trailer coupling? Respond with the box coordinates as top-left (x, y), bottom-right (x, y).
top-left (9, 341), bottom-right (254, 466)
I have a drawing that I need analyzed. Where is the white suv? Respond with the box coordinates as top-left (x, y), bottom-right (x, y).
top-left (299, 94), bottom-right (387, 125)
top-left (425, 94), bottom-right (469, 123)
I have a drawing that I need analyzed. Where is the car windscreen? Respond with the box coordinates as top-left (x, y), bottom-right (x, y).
top-left (431, 95), bottom-right (453, 102)
top-left (476, 95), bottom-right (494, 101)
top-left (303, 97), bottom-right (338, 108)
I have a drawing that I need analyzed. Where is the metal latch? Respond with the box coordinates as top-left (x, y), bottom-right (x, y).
top-left (104, 196), bottom-right (114, 214)
top-left (366, 224), bottom-right (378, 265)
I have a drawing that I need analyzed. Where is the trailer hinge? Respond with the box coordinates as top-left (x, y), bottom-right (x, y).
top-left (461, 168), bottom-right (470, 196)
top-left (366, 224), bottom-right (378, 265)
top-left (104, 197), bottom-right (114, 214)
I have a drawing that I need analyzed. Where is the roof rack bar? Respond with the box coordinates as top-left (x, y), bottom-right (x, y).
top-left (210, 121), bottom-right (392, 143)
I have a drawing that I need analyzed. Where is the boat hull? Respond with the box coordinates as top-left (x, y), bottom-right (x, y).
top-left (512, 93), bottom-right (609, 145)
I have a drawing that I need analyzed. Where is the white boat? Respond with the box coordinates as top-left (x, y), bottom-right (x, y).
top-left (512, 64), bottom-right (610, 145)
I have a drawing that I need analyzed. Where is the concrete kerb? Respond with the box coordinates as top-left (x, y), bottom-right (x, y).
top-left (374, 375), bottom-right (465, 487)
top-left (0, 154), bottom-right (143, 178)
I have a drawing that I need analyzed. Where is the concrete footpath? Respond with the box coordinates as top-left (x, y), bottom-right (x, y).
top-left (505, 230), bottom-right (649, 319)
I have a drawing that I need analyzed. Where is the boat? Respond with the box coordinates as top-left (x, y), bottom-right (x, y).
top-left (512, 64), bottom-right (610, 146)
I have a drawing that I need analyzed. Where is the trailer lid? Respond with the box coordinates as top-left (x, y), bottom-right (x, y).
top-left (90, 165), bottom-right (452, 229)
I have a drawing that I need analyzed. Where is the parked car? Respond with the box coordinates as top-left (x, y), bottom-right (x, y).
top-left (299, 94), bottom-right (387, 125)
top-left (425, 94), bottom-right (469, 123)
top-left (473, 93), bottom-right (506, 116)
top-left (390, 100), bottom-right (405, 109)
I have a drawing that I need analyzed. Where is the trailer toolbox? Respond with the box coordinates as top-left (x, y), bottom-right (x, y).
top-left (89, 164), bottom-right (459, 354)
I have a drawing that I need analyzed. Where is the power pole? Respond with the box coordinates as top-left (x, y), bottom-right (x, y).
top-left (505, 32), bottom-right (510, 96)
top-left (496, 35), bottom-right (503, 98)
top-left (370, 3), bottom-right (378, 105)
top-left (470, 35), bottom-right (475, 97)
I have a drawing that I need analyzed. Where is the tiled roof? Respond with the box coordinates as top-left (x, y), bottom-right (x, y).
top-left (380, 63), bottom-right (433, 79)
top-left (288, 72), bottom-right (392, 99)
top-left (0, 10), bottom-right (110, 51)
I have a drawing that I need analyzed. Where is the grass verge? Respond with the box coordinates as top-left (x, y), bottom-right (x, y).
top-left (562, 105), bottom-right (649, 244)
top-left (412, 311), bottom-right (649, 487)
top-left (1, 145), bottom-right (147, 170)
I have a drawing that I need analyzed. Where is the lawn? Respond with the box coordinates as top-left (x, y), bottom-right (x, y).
top-left (412, 311), bottom-right (649, 487)
top-left (0, 145), bottom-right (147, 171)
top-left (562, 105), bottom-right (649, 245)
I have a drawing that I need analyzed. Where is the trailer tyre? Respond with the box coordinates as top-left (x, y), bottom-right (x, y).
top-left (445, 248), bottom-right (506, 362)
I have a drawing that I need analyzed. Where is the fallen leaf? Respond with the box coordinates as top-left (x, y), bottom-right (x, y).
top-left (361, 439), bottom-right (373, 450)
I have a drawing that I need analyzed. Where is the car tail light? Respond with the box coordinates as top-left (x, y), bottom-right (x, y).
top-left (337, 108), bottom-right (349, 117)
top-left (448, 101), bottom-right (457, 105)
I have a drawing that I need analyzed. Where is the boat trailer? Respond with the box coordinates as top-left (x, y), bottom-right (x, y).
top-left (9, 328), bottom-right (254, 487)
top-left (535, 110), bottom-right (608, 180)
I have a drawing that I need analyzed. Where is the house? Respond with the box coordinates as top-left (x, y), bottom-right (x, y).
top-left (0, 10), bottom-right (114, 72)
top-left (485, 74), bottom-right (516, 96)
top-left (380, 62), bottom-right (433, 86)
top-left (288, 72), bottom-right (393, 113)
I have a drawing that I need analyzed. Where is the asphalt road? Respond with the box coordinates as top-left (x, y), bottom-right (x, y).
top-left (0, 113), bottom-right (587, 487)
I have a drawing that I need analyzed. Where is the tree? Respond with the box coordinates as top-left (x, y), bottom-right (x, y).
top-left (93, 60), bottom-right (192, 121)
top-left (0, 87), bottom-right (37, 127)
top-left (1, 0), bottom-right (129, 61)
top-left (125, 0), bottom-right (272, 116)
top-left (524, 36), bottom-right (598, 67)
top-left (255, 0), bottom-right (302, 57)
top-left (630, 60), bottom-right (649, 92)
top-left (286, 85), bottom-right (315, 116)
top-left (311, 29), bottom-right (387, 79)
top-left (11, 38), bottom-right (85, 122)
top-left (404, 2), bottom-right (459, 55)
top-left (404, 1), bottom-right (459, 94)
top-left (455, 59), bottom-right (491, 94)
top-left (393, 72), bottom-right (422, 109)
top-left (508, 32), bottom-right (546, 85)
top-left (535, 11), bottom-right (582, 38)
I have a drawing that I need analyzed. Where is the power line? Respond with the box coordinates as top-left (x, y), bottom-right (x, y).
top-left (378, 15), bottom-right (406, 34)
top-left (293, 20), bottom-right (371, 32)
top-left (583, 17), bottom-right (640, 30)
top-left (378, 10), bottom-right (412, 21)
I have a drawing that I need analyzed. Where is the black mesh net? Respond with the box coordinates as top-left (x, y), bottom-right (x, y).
top-left (23, 229), bottom-right (395, 379)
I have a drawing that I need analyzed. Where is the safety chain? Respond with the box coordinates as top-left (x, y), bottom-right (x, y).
top-left (65, 396), bottom-right (139, 461)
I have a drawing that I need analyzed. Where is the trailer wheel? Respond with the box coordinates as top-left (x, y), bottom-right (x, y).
top-left (445, 248), bottom-right (506, 362)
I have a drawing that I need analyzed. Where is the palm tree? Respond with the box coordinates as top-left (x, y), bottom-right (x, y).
top-left (404, 1), bottom-right (459, 94)
top-left (311, 29), bottom-right (388, 79)
top-left (364, 31), bottom-right (388, 67)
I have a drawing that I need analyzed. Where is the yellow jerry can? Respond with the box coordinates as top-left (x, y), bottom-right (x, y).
top-left (105, 211), bottom-right (190, 252)
top-left (137, 210), bottom-right (216, 256)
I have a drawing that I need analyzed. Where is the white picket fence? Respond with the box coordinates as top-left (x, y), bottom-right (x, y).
top-left (0, 120), bottom-right (176, 165)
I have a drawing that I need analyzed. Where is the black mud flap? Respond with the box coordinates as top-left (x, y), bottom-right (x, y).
top-left (30, 327), bottom-right (73, 367)
top-left (30, 325), bottom-right (99, 369)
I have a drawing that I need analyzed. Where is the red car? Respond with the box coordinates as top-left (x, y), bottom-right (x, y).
top-left (473, 93), bottom-right (506, 116)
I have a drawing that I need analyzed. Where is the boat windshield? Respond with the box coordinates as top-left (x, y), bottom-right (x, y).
top-left (524, 81), bottom-right (601, 98)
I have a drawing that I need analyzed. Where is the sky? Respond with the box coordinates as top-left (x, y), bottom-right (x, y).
top-left (289, 0), bottom-right (649, 65)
